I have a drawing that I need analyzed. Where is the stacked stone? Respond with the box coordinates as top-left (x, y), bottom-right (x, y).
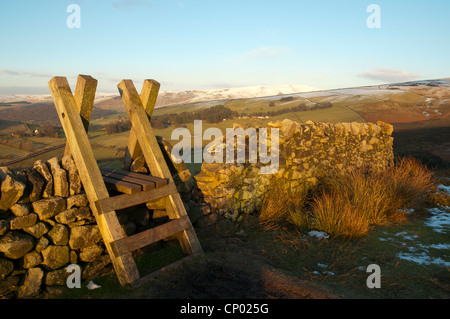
top-left (195, 119), bottom-right (394, 216)
top-left (0, 156), bottom-right (111, 298)
top-left (0, 135), bottom-right (214, 298)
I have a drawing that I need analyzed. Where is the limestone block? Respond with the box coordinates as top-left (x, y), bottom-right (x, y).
top-left (0, 232), bottom-right (34, 259)
top-left (41, 245), bottom-right (70, 270)
top-left (24, 169), bottom-right (45, 202)
top-left (350, 122), bottom-right (361, 135)
top-left (45, 268), bottom-right (70, 286)
top-left (0, 258), bottom-right (14, 280)
top-left (35, 237), bottom-right (49, 252)
top-left (23, 251), bottom-right (43, 269)
top-left (10, 213), bottom-right (37, 230)
top-left (47, 157), bottom-right (69, 198)
top-left (79, 244), bottom-right (104, 262)
top-left (66, 193), bottom-right (88, 209)
top-left (24, 222), bottom-right (50, 239)
top-left (33, 160), bottom-right (53, 198)
top-left (61, 155), bottom-right (82, 196)
top-left (130, 154), bottom-right (148, 174)
top-left (54, 208), bottom-right (77, 224)
top-left (47, 224), bottom-right (69, 246)
top-left (32, 197), bottom-right (66, 221)
top-left (10, 203), bottom-right (31, 217)
top-left (69, 225), bottom-right (102, 250)
top-left (17, 267), bottom-right (44, 298)
top-left (0, 167), bottom-right (26, 211)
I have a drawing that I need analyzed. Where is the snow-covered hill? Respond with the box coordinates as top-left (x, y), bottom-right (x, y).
top-left (160, 84), bottom-right (322, 105)
top-left (0, 84), bottom-right (322, 108)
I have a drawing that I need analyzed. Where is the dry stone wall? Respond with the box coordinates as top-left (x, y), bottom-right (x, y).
top-left (195, 120), bottom-right (394, 216)
top-left (0, 137), bottom-right (195, 299)
top-left (0, 156), bottom-right (110, 298)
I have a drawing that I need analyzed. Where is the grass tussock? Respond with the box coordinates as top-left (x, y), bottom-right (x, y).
top-left (260, 157), bottom-right (436, 238)
top-left (260, 179), bottom-right (309, 230)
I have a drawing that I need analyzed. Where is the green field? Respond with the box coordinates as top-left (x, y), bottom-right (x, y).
top-left (0, 144), bottom-right (30, 160)
top-left (90, 130), bottom-right (130, 148)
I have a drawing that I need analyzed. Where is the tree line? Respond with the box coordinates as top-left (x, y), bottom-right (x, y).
top-left (105, 119), bottom-right (132, 135)
top-left (104, 102), bottom-right (332, 133)
top-left (253, 102), bottom-right (332, 117)
top-left (152, 105), bottom-right (239, 126)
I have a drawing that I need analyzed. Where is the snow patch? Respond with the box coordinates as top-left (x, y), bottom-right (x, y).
top-left (397, 252), bottom-right (450, 267)
top-left (395, 231), bottom-right (418, 241)
top-left (86, 281), bottom-right (101, 290)
top-left (425, 207), bottom-right (450, 234)
top-left (378, 237), bottom-right (394, 242)
top-left (437, 184), bottom-right (450, 194)
top-left (308, 230), bottom-right (330, 239)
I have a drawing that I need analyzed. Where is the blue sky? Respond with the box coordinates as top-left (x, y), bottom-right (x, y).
top-left (0, 0), bottom-right (449, 94)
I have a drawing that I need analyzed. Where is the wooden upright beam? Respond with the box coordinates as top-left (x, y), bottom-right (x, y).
top-left (118, 80), bottom-right (203, 255)
top-left (64, 75), bottom-right (97, 156)
top-left (122, 79), bottom-right (160, 170)
top-left (49, 76), bottom-right (139, 286)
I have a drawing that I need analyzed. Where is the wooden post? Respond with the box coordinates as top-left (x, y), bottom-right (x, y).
top-left (63, 75), bottom-right (97, 157)
top-left (118, 80), bottom-right (203, 255)
top-left (49, 76), bottom-right (140, 286)
top-left (122, 79), bottom-right (160, 170)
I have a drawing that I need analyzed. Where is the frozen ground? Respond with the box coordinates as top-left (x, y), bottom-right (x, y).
top-left (378, 184), bottom-right (450, 267)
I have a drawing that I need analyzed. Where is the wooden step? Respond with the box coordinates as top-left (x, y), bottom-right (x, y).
top-left (110, 215), bottom-right (191, 258)
top-left (95, 182), bottom-right (178, 213)
top-left (101, 167), bottom-right (169, 188)
top-left (102, 176), bottom-right (142, 194)
top-left (101, 169), bottom-right (156, 192)
top-left (100, 168), bottom-right (169, 195)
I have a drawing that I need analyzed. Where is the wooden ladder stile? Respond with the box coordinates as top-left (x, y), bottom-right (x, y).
top-left (48, 75), bottom-right (203, 288)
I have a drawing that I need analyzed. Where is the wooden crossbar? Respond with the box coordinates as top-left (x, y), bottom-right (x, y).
top-left (95, 182), bottom-right (178, 213)
top-left (48, 75), bottom-right (203, 287)
top-left (110, 216), bottom-right (191, 258)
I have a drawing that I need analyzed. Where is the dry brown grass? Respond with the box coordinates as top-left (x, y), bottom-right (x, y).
top-left (385, 156), bottom-right (437, 208)
top-left (310, 191), bottom-right (371, 238)
top-left (260, 157), bottom-right (436, 238)
top-left (259, 179), bottom-right (309, 230)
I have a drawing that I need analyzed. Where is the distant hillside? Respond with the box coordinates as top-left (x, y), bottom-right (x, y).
top-left (0, 102), bottom-right (117, 126)
top-left (0, 78), bottom-right (448, 126)
top-left (151, 78), bottom-right (450, 125)
top-left (94, 84), bottom-right (322, 112)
